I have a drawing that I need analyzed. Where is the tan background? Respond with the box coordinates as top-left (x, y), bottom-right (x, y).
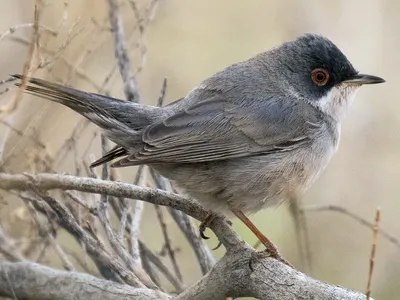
top-left (0, 0), bottom-right (399, 298)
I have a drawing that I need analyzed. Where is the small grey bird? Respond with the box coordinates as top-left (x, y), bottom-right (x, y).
top-left (14, 34), bottom-right (384, 263)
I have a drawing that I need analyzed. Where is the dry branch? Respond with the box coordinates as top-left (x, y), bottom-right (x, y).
top-left (0, 172), bottom-right (375, 299)
top-left (107, 0), bottom-right (140, 102)
top-left (0, 261), bottom-right (170, 300)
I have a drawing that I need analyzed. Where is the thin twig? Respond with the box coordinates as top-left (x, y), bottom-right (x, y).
top-left (90, 146), bottom-right (157, 289)
top-left (303, 204), bottom-right (400, 249)
top-left (110, 196), bottom-right (167, 290)
top-left (288, 198), bottom-right (313, 274)
top-left (107, 0), bottom-right (139, 102)
top-left (63, 248), bottom-right (98, 276)
top-left (53, 119), bottom-right (90, 167)
top-left (150, 169), bottom-right (215, 274)
top-left (47, 234), bottom-right (75, 271)
top-left (0, 23), bottom-right (56, 43)
top-left (130, 167), bottom-right (147, 267)
top-left (139, 241), bottom-right (184, 292)
top-left (0, 226), bottom-right (25, 261)
top-left (366, 208), bottom-right (380, 300)
top-left (22, 178), bottom-right (146, 288)
top-left (154, 205), bottom-right (182, 282)
top-left (157, 78), bottom-right (167, 107)
top-left (139, 243), bottom-right (162, 289)
top-left (0, 119), bottom-right (46, 149)
top-left (0, 4), bottom-right (40, 116)
top-left (109, 194), bottom-right (182, 292)
top-left (0, 172), bottom-right (242, 250)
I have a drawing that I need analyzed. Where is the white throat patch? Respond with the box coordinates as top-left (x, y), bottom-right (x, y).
top-left (315, 84), bottom-right (360, 122)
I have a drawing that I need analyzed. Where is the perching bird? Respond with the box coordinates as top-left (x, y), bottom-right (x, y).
top-left (13, 34), bottom-right (385, 263)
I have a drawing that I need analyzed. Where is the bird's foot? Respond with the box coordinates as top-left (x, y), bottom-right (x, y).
top-left (248, 248), bottom-right (293, 272)
top-left (262, 247), bottom-right (293, 268)
top-left (199, 212), bottom-right (231, 239)
top-left (199, 213), bottom-right (232, 250)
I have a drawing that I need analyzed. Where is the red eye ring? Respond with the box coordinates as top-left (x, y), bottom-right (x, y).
top-left (311, 68), bottom-right (329, 86)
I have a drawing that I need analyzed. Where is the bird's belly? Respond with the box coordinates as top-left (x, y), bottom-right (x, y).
top-left (225, 147), bottom-right (334, 214)
top-left (153, 139), bottom-right (336, 216)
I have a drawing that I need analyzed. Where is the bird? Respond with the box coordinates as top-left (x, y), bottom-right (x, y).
top-left (13, 34), bottom-right (385, 264)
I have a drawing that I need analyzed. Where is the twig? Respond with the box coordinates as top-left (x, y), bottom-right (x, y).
top-left (63, 248), bottom-right (98, 276)
top-left (21, 177), bottom-right (147, 288)
top-left (0, 4), bottom-right (40, 116)
top-left (0, 87), bottom-right (10, 96)
top-left (130, 167), bottom-right (147, 267)
top-left (0, 172), bottom-right (242, 250)
top-left (303, 204), bottom-right (400, 249)
top-left (139, 241), bottom-right (184, 293)
top-left (47, 234), bottom-right (75, 271)
top-left (6, 35), bottom-right (102, 91)
top-left (92, 140), bottom-right (157, 289)
top-left (0, 115), bottom-right (14, 162)
top-left (0, 119), bottom-right (46, 149)
top-left (154, 205), bottom-right (182, 282)
top-left (0, 226), bottom-right (25, 261)
top-left (53, 119), bottom-right (91, 167)
top-left (24, 200), bottom-right (74, 271)
top-left (150, 169), bottom-right (215, 274)
top-left (64, 191), bottom-right (97, 215)
top-left (19, 181), bottom-right (121, 282)
top-left (139, 242), bottom-right (162, 289)
top-left (0, 23), bottom-right (56, 43)
top-left (168, 208), bottom-right (215, 275)
top-left (157, 78), bottom-right (167, 107)
top-left (109, 196), bottom-right (181, 291)
top-left (366, 208), bottom-right (380, 300)
top-left (107, 0), bottom-right (140, 102)
top-left (288, 198), bottom-right (313, 274)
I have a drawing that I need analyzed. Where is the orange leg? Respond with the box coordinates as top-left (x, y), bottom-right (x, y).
top-left (231, 208), bottom-right (292, 267)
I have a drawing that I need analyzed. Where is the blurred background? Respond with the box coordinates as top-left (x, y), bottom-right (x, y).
top-left (0, 0), bottom-right (398, 298)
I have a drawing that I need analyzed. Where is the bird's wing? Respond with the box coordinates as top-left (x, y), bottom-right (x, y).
top-left (112, 94), bottom-right (322, 167)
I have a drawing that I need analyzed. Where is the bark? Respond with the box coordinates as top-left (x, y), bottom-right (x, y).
top-left (0, 173), bottom-right (374, 300)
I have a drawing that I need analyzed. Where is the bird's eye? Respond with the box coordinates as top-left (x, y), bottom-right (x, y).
top-left (311, 68), bottom-right (329, 86)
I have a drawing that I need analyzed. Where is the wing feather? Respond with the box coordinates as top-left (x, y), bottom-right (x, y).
top-left (111, 95), bottom-right (321, 167)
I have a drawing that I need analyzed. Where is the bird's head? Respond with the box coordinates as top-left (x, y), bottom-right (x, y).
top-left (273, 34), bottom-right (385, 121)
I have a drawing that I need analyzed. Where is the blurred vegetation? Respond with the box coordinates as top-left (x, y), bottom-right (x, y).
top-left (0, 0), bottom-right (398, 299)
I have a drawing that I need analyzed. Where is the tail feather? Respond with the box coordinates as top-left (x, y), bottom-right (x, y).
top-left (13, 74), bottom-right (161, 167)
top-left (90, 146), bottom-right (128, 168)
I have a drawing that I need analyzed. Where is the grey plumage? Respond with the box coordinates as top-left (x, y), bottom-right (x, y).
top-left (13, 34), bottom-right (384, 217)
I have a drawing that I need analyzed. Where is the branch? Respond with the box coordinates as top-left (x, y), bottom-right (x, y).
top-left (0, 261), bottom-right (170, 300)
top-left (303, 204), bottom-right (400, 249)
top-left (150, 170), bottom-right (215, 274)
top-left (0, 173), bottom-right (375, 299)
top-left (107, 0), bottom-right (140, 102)
top-left (176, 246), bottom-right (374, 300)
top-left (0, 172), bottom-right (242, 250)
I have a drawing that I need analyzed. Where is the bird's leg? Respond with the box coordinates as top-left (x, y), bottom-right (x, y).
top-left (230, 208), bottom-right (292, 267)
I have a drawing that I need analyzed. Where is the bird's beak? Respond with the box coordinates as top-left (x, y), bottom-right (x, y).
top-left (343, 73), bottom-right (385, 85)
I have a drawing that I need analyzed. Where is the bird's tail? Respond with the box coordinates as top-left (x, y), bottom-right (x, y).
top-left (12, 74), bottom-right (161, 166)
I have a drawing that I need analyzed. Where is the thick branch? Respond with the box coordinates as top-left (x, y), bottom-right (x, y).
top-left (177, 246), bottom-right (374, 300)
top-left (0, 261), bottom-right (170, 300)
